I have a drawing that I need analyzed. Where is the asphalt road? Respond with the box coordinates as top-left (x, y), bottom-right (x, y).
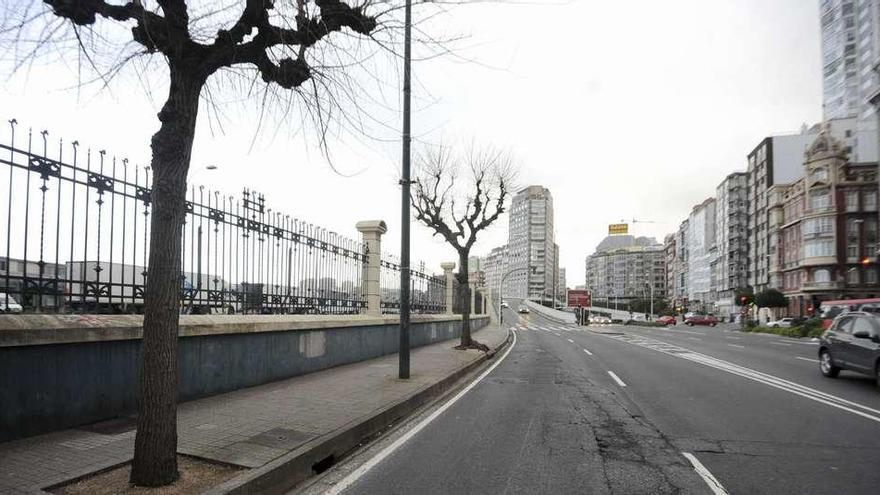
top-left (314, 308), bottom-right (880, 495)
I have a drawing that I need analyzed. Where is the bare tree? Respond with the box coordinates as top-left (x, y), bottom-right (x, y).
top-left (411, 143), bottom-right (515, 348)
top-left (0, 0), bottom-right (404, 487)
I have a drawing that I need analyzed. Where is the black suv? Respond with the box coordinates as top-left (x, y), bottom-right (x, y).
top-left (819, 311), bottom-right (880, 388)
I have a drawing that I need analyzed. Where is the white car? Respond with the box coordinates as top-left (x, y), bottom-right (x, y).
top-left (0, 293), bottom-right (23, 313)
top-left (501, 301), bottom-right (509, 308)
top-left (517, 306), bottom-right (530, 314)
top-left (767, 318), bottom-right (795, 328)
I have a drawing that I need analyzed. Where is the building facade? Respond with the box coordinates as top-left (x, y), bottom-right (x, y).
top-left (772, 126), bottom-right (880, 316)
top-left (672, 220), bottom-right (690, 309)
top-left (686, 199), bottom-right (717, 312)
top-left (747, 118), bottom-right (878, 293)
top-left (821, 0), bottom-right (880, 125)
top-left (663, 233), bottom-right (676, 303)
top-left (585, 235), bottom-right (666, 310)
top-left (507, 186), bottom-right (555, 300)
top-left (713, 172), bottom-right (749, 318)
top-left (482, 245), bottom-right (508, 299)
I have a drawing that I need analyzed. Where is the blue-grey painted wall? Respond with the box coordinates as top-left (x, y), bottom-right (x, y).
top-left (0, 317), bottom-right (487, 442)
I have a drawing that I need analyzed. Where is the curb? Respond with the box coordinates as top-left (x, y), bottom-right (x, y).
top-left (206, 327), bottom-right (513, 495)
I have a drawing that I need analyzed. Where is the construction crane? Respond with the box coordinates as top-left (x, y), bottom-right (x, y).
top-left (630, 218), bottom-right (669, 225)
top-left (617, 218), bottom-right (670, 225)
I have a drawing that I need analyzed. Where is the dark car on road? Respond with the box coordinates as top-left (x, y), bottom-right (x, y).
top-left (658, 315), bottom-right (677, 326)
top-left (684, 314), bottom-right (718, 327)
top-left (819, 311), bottom-right (880, 388)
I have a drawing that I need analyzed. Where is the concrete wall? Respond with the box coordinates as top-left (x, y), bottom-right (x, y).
top-left (0, 314), bottom-right (488, 442)
top-left (522, 300), bottom-right (576, 323)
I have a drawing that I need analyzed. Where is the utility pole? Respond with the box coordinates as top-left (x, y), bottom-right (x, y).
top-left (398, 0), bottom-right (412, 380)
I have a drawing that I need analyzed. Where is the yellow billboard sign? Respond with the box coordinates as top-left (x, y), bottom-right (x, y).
top-left (608, 223), bottom-right (628, 235)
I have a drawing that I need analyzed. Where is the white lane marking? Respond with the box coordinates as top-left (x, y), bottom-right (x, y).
top-left (724, 336), bottom-right (741, 340)
top-left (324, 330), bottom-right (518, 494)
top-left (607, 333), bottom-right (880, 424)
top-left (583, 348), bottom-right (593, 356)
top-left (607, 371), bottom-right (627, 387)
top-left (567, 338), bottom-right (574, 343)
top-left (795, 357), bottom-right (816, 363)
top-left (727, 344), bottom-right (745, 348)
top-left (682, 452), bottom-right (729, 495)
top-left (687, 337), bottom-right (702, 341)
top-left (770, 342), bottom-right (793, 346)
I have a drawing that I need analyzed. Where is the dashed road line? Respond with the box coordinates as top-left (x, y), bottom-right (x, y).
top-left (567, 338), bottom-right (574, 343)
top-left (770, 342), bottom-right (793, 346)
top-left (583, 348), bottom-right (593, 356)
top-left (795, 356), bottom-right (816, 362)
top-left (607, 371), bottom-right (627, 387)
top-left (727, 344), bottom-right (745, 348)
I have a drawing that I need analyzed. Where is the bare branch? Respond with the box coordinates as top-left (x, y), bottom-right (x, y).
top-left (411, 141), bottom-right (517, 254)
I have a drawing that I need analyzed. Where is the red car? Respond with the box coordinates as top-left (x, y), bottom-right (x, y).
top-left (685, 314), bottom-right (718, 327)
top-left (658, 315), bottom-right (677, 326)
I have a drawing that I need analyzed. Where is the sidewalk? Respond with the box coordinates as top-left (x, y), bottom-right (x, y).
top-left (0, 324), bottom-right (509, 494)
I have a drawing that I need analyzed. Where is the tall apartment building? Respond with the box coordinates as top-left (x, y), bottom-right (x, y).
top-left (663, 233), bottom-right (676, 301)
top-left (747, 118), bottom-right (878, 293)
top-left (672, 220), bottom-right (690, 308)
top-left (687, 199), bottom-right (717, 312)
top-left (584, 235), bottom-right (665, 309)
top-left (507, 186), bottom-right (555, 300)
top-left (821, 0), bottom-right (880, 125)
top-left (558, 267), bottom-right (567, 294)
top-left (769, 126), bottom-right (880, 315)
top-left (713, 172), bottom-right (749, 318)
top-left (482, 245), bottom-right (508, 298)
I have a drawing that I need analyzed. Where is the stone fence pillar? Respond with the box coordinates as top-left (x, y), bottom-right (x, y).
top-left (441, 262), bottom-right (455, 315)
top-left (356, 220), bottom-right (388, 316)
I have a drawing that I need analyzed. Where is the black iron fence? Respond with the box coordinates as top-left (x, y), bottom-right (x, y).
top-left (0, 120), bottom-right (445, 315)
top-left (380, 256), bottom-right (446, 314)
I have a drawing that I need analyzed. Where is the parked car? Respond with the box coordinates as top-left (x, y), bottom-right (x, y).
top-left (501, 301), bottom-right (509, 308)
top-left (518, 306), bottom-right (530, 314)
top-left (685, 314), bottom-right (718, 327)
top-left (658, 315), bottom-right (677, 326)
top-left (0, 293), bottom-right (22, 313)
top-left (819, 312), bottom-right (880, 387)
top-left (767, 318), bottom-right (795, 328)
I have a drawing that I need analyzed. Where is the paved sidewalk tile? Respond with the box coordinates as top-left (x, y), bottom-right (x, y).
top-left (0, 324), bottom-right (507, 493)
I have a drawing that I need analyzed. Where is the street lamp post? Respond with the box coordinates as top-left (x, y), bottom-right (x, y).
top-left (398, 0), bottom-right (413, 380)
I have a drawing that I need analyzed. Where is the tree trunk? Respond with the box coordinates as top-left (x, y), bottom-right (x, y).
top-left (457, 251), bottom-right (471, 347)
top-left (130, 67), bottom-right (203, 487)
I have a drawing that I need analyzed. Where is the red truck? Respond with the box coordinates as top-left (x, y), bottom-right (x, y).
top-left (685, 314), bottom-right (718, 327)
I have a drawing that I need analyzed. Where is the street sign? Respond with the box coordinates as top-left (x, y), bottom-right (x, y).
top-left (608, 223), bottom-right (628, 235)
top-left (567, 289), bottom-right (591, 308)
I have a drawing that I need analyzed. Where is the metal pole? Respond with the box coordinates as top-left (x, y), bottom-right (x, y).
top-left (398, 0), bottom-right (412, 380)
top-left (498, 276), bottom-right (503, 325)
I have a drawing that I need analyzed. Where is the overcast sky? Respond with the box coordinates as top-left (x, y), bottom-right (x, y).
top-left (0, 0), bottom-right (823, 286)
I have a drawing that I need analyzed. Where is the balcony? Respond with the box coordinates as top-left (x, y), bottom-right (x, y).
top-left (801, 280), bottom-right (843, 291)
